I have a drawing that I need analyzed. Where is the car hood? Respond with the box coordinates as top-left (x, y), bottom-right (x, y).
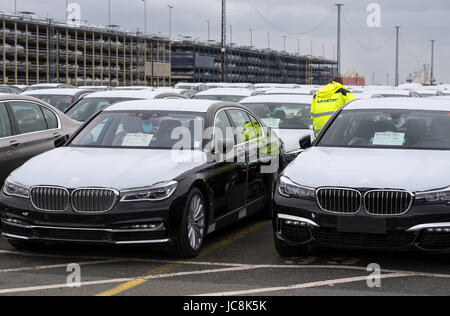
top-left (10, 147), bottom-right (207, 190)
top-left (284, 147), bottom-right (450, 192)
top-left (273, 129), bottom-right (313, 153)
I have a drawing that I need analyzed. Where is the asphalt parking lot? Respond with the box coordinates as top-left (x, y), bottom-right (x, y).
top-left (1, 214), bottom-right (450, 296)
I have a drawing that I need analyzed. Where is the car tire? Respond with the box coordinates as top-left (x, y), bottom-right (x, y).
top-left (169, 188), bottom-right (207, 259)
top-left (8, 240), bottom-right (45, 251)
top-left (274, 235), bottom-right (309, 257)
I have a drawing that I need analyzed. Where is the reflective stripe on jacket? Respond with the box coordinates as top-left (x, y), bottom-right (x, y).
top-left (310, 82), bottom-right (355, 135)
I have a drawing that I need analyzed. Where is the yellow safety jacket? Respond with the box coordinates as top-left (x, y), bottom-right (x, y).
top-left (310, 82), bottom-right (355, 136)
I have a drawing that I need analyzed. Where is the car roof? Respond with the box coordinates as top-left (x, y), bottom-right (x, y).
top-left (240, 94), bottom-right (313, 104)
top-left (82, 90), bottom-right (180, 99)
top-left (104, 99), bottom-right (230, 113)
top-left (265, 88), bottom-right (317, 95)
top-left (22, 88), bottom-right (86, 96)
top-left (344, 97), bottom-right (450, 111)
top-left (196, 88), bottom-right (256, 96)
top-left (0, 94), bottom-right (66, 113)
top-left (28, 83), bottom-right (66, 87)
top-left (363, 89), bottom-right (414, 95)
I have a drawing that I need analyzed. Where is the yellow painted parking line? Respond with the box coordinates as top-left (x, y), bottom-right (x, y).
top-left (96, 220), bottom-right (270, 296)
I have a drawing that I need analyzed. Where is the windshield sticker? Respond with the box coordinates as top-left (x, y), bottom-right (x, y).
top-left (122, 133), bottom-right (154, 147)
top-left (261, 118), bottom-right (282, 128)
top-left (371, 132), bottom-right (405, 146)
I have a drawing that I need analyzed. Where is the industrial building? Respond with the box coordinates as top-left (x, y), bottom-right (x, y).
top-left (1, 12), bottom-right (172, 86)
top-left (171, 40), bottom-right (337, 85)
top-left (1, 12), bottom-right (337, 87)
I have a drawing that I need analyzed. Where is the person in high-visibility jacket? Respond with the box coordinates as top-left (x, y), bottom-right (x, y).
top-left (310, 77), bottom-right (355, 136)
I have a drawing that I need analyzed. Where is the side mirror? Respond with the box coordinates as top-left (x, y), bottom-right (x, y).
top-left (54, 135), bottom-right (69, 148)
top-left (299, 135), bottom-right (312, 149)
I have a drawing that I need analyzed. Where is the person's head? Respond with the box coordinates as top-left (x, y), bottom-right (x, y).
top-left (331, 77), bottom-right (344, 85)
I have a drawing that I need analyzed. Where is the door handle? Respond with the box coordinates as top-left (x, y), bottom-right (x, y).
top-left (53, 133), bottom-right (62, 139)
top-left (9, 141), bottom-right (21, 148)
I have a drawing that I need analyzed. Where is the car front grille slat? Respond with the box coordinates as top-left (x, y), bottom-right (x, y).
top-left (72, 188), bottom-right (118, 213)
top-left (30, 187), bottom-right (69, 212)
top-left (317, 188), bottom-right (361, 214)
top-left (364, 190), bottom-right (413, 216)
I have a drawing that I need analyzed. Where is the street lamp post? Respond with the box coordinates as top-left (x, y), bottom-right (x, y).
top-left (168, 5), bottom-right (173, 38)
top-left (249, 28), bottom-right (253, 48)
top-left (143, 0), bottom-right (147, 34)
top-left (206, 20), bottom-right (210, 42)
top-left (283, 35), bottom-right (286, 52)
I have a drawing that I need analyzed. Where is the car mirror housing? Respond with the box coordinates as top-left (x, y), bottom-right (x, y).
top-left (54, 135), bottom-right (69, 148)
top-left (299, 135), bottom-right (312, 149)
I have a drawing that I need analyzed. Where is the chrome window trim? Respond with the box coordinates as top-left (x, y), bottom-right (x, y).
top-left (71, 187), bottom-right (120, 213)
top-left (30, 186), bottom-right (71, 212)
top-left (0, 100), bottom-right (62, 140)
top-left (363, 189), bottom-right (414, 216)
top-left (212, 107), bottom-right (267, 149)
top-left (315, 187), bottom-right (362, 215)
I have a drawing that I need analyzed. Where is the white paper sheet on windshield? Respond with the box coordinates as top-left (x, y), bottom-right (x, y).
top-left (122, 133), bottom-right (154, 147)
top-left (261, 118), bottom-right (282, 128)
top-left (372, 132), bottom-right (405, 146)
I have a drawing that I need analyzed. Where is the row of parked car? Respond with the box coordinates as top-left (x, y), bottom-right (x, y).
top-left (0, 82), bottom-right (449, 258)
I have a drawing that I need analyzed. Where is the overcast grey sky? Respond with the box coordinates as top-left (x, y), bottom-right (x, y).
top-left (3, 0), bottom-right (449, 83)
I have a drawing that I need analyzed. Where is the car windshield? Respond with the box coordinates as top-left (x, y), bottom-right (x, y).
top-left (65, 97), bottom-right (138, 122)
top-left (29, 95), bottom-right (74, 112)
top-left (242, 103), bottom-right (312, 130)
top-left (318, 109), bottom-right (450, 150)
top-left (70, 111), bottom-right (205, 150)
top-left (195, 95), bottom-right (246, 102)
top-left (0, 87), bottom-right (14, 94)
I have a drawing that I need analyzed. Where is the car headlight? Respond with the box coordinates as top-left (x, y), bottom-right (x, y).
top-left (120, 181), bottom-right (178, 202)
top-left (278, 176), bottom-right (315, 200)
top-left (415, 187), bottom-right (450, 204)
top-left (3, 177), bottom-right (30, 199)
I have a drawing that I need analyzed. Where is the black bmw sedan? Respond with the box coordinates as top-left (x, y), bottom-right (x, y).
top-left (0, 99), bottom-right (281, 258)
top-left (274, 98), bottom-right (450, 256)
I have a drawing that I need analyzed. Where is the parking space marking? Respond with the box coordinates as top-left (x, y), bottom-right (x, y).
top-left (95, 220), bottom-right (271, 296)
top-left (2, 256), bottom-right (450, 295)
top-left (194, 272), bottom-right (416, 296)
top-left (0, 266), bottom-right (257, 295)
top-left (0, 259), bottom-right (126, 273)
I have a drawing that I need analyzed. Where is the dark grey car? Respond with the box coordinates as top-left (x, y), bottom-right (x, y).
top-left (0, 95), bottom-right (81, 186)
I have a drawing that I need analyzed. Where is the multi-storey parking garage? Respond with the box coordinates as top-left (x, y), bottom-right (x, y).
top-left (171, 40), bottom-right (337, 85)
top-left (0, 13), bottom-right (337, 88)
top-left (0, 13), bottom-right (172, 87)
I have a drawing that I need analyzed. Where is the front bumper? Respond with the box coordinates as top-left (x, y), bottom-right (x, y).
top-left (0, 190), bottom-right (188, 245)
top-left (274, 193), bottom-right (450, 252)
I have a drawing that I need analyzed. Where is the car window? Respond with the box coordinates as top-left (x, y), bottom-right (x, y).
top-left (9, 102), bottom-right (47, 134)
top-left (242, 103), bottom-right (312, 130)
top-left (71, 111), bottom-right (205, 150)
top-left (228, 109), bottom-right (255, 144)
top-left (248, 113), bottom-right (264, 139)
top-left (214, 110), bottom-right (235, 144)
top-left (66, 98), bottom-right (137, 122)
top-left (30, 95), bottom-right (74, 112)
top-left (319, 109), bottom-right (450, 150)
top-left (41, 107), bottom-right (59, 129)
top-left (0, 103), bottom-right (12, 138)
